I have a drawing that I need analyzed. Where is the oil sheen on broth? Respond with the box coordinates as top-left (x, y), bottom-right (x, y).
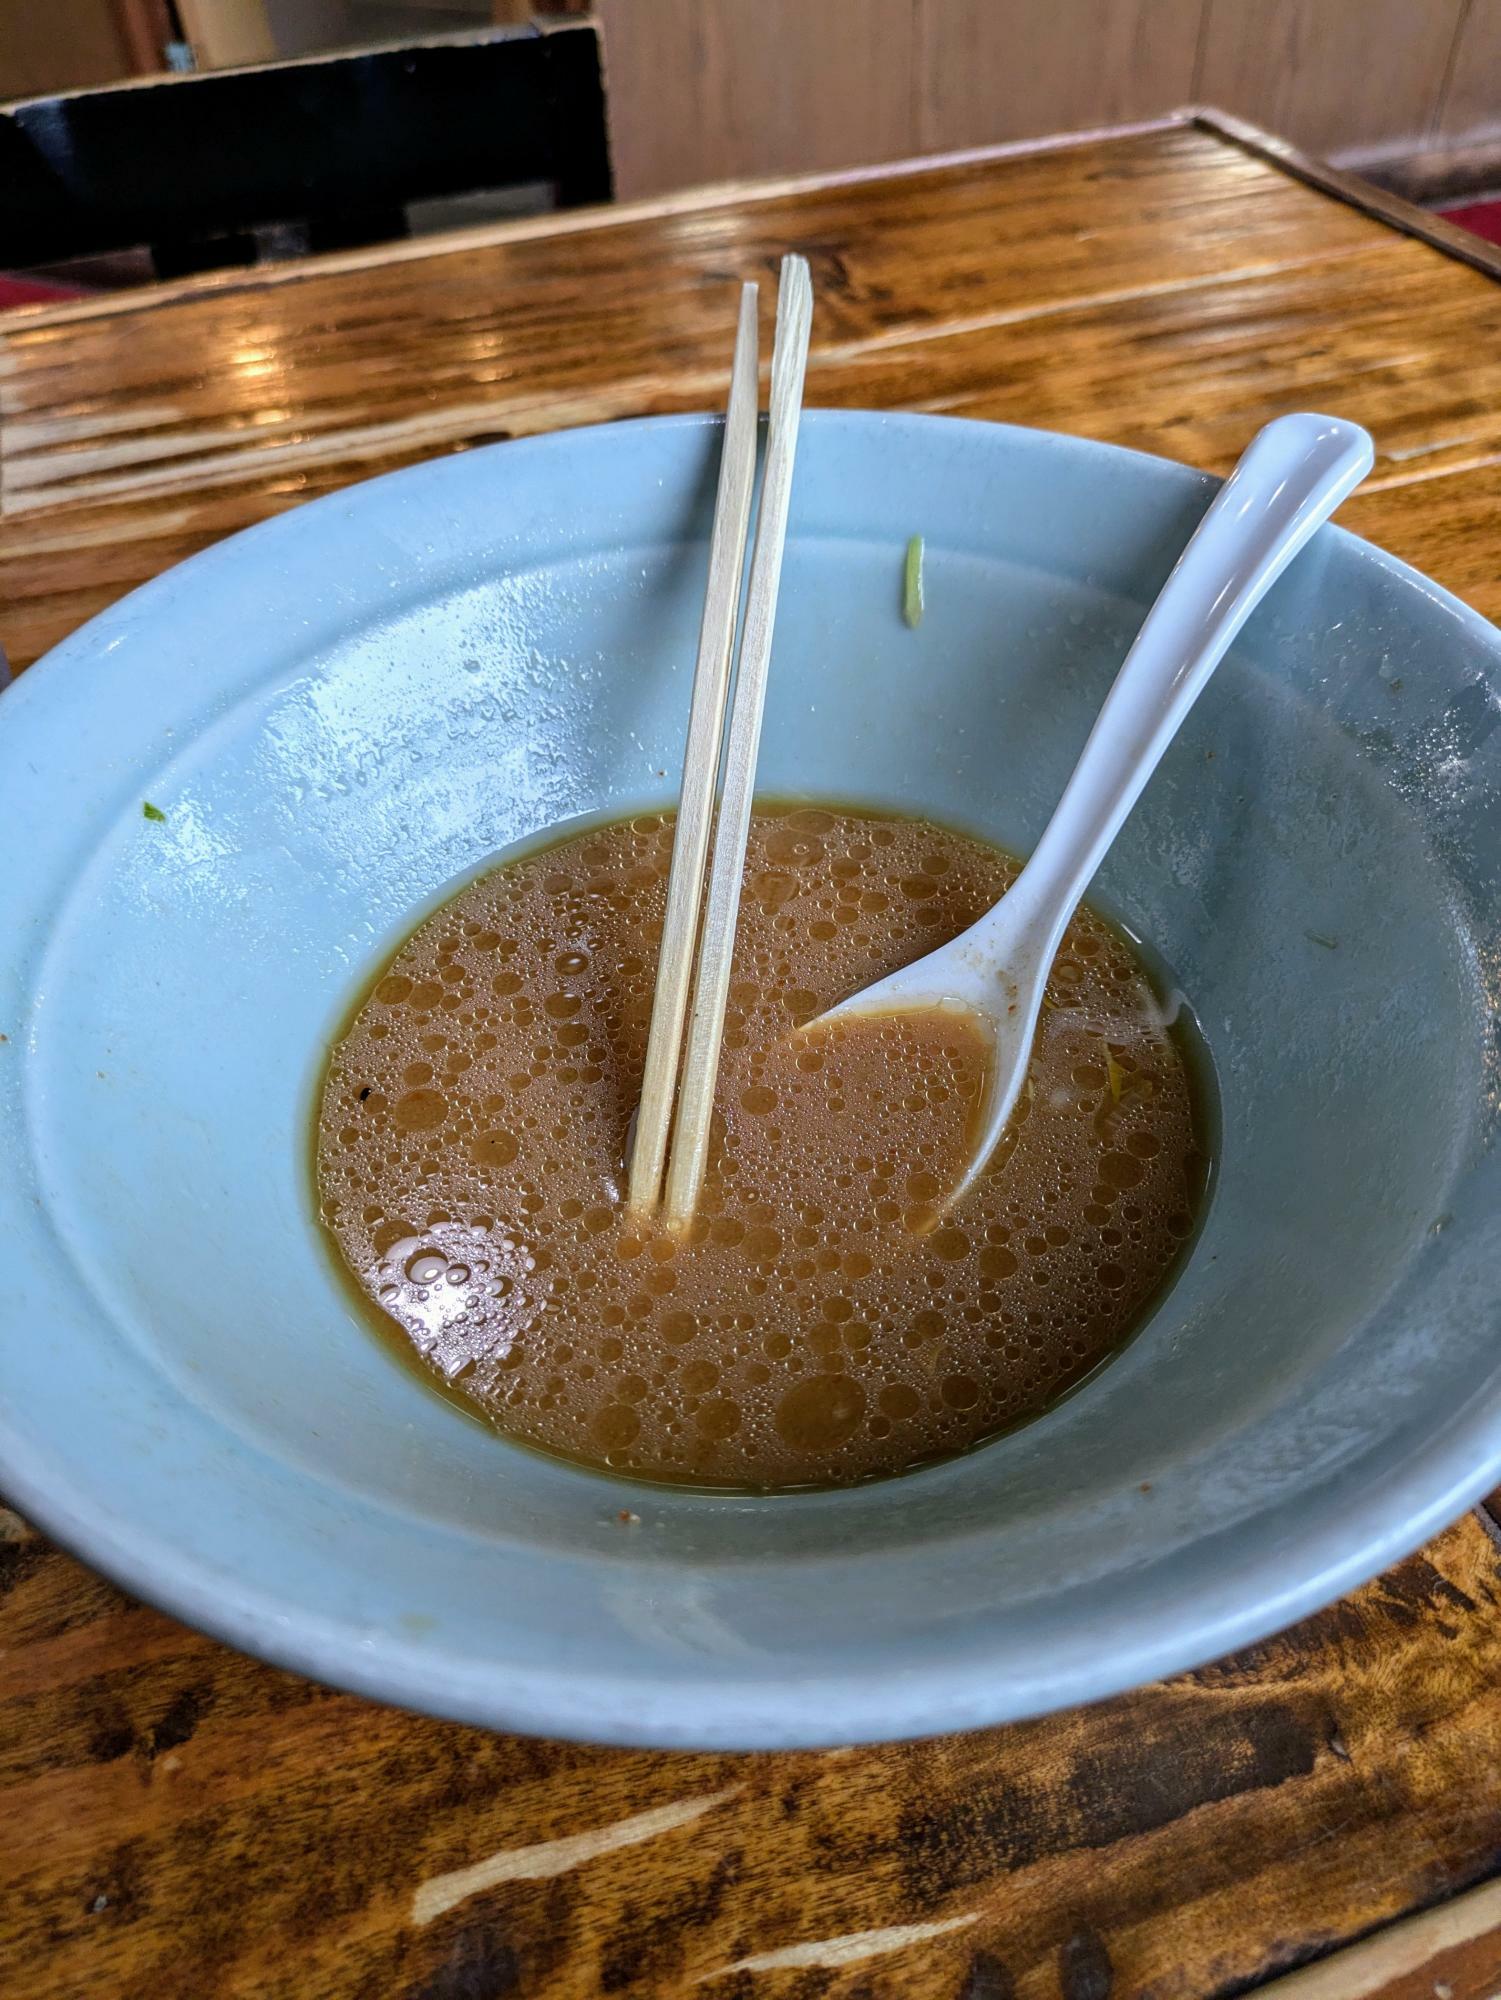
top-left (317, 807), bottom-right (1204, 1490)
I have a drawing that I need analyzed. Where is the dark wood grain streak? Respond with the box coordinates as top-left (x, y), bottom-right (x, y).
top-left (3, 119), bottom-right (1501, 2000)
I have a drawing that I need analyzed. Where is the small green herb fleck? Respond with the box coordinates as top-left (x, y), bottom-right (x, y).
top-left (1305, 929), bottom-right (1338, 950)
top-left (1106, 1049), bottom-right (1124, 1103)
top-left (903, 534), bottom-right (925, 628)
top-left (142, 801), bottom-right (166, 823)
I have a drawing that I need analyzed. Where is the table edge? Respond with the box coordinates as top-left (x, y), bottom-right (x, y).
top-left (1189, 105), bottom-right (1501, 284)
top-left (1252, 1870), bottom-right (1501, 2000)
top-left (5, 107), bottom-right (1498, 344)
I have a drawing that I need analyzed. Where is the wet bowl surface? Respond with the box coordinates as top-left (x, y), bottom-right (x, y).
top-left (2, 412), bottom-right (1499, 1748)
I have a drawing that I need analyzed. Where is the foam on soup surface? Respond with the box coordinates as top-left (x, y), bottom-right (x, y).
top-left (316, 806), bottom-right (1206, 1489)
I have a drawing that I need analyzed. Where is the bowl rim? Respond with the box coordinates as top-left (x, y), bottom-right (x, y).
top-left (4, 407), bottom-right (1501, 1749)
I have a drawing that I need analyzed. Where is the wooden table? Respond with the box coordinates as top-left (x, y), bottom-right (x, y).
top-left (5, 111), bottom-right (1501, 2000)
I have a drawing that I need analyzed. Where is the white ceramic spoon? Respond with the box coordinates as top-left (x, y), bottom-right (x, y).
top-left (808, 411), bottom-right (1374, 1207)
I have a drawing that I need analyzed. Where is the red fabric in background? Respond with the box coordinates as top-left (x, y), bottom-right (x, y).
top-left (1437, 200), bottom-right (1501, 246)
top-left (0, 275), bottom-right (89, 309)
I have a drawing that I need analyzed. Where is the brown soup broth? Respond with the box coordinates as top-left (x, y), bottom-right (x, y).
top-left (314, 805), bottom-right (1211, 1491)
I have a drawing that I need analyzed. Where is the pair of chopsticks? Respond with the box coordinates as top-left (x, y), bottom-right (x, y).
top-left (627, 254), bottom-right (814, 1230)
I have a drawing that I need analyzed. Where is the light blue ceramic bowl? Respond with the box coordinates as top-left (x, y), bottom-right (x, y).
top-left (2, 413), bottom-right (1498, 1749)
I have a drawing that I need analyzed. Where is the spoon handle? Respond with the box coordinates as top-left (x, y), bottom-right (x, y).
top-left (996, 413), bottom-right (1374, 936)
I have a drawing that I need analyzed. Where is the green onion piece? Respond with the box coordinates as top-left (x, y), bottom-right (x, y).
top-left (903, 534), bottom-right (924, 628)
top-left (142, 801), bottom-right (166, 822)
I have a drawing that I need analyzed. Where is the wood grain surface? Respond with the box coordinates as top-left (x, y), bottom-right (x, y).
top-left (4, 116), bottom-right (1501, 1998)
top-left (1254, 1873), bottom-right (1501, 2000)
top-left (8, 122), bottom-right (1501, 668)
top-left (5, 1502), bottom-right (1501, 1999)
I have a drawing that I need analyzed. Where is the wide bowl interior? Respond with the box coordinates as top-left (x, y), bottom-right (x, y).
top-left (3, 412), bottom-right (1499, 1747)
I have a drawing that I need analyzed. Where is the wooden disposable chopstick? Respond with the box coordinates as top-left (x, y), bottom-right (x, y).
top-left (626, 282), bottom-right (761, 1217)
top-left (660, 254), bottom-right (813, 1229)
